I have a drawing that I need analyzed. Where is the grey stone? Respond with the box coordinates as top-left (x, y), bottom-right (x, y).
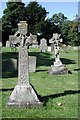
top-left (47, 46), bottom-right (51, 52)
top-left (40, 38), bottom-right (47, 52)
top-left (7, 84), bottom-right (42, 107)
top-left (29, 56), bottom-right (36, 73)
top-left (7, 33), bottom-right (42, 107)
top-left (49, 33), bottom-right (68, 75)
top-left (51, 43), bottom-right (54, 52)
top-left (30, 34), bottom-right (38, 48)
top-left (3, 56), bottom-right (36, 73)
top-left (9, 21), bottom-right (28, 47)
top-left (18, 21), bottom-right (28, 35)
top-left (49, 64), bottom-right (68, 75)
top-left (6, 41), bottom-right (10, 47)
top-left (49, 33), bottom-right (63, 67)
top-left (0, 42), bottom-right (2, 47)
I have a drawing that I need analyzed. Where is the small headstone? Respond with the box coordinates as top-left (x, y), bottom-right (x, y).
top-left (40, 38), bottom-right (47, 52)
top-left (0, 42), bottom-right (2, 47)
top-left (6, 41), bottom-right (10, 47)
top-left (3, 58), bottom-right (17, 72)
top-left (3, 56), bottom-right (36, 73)
top-left (30, 34), bottom-right (38, 48)
top-left (9, 35), bottom-right (17, 45)
top-left (29, 56), bottom-right (36, 73)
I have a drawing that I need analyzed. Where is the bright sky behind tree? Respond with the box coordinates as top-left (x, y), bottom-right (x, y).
top-left (0, 0), bottom-right (79, 20)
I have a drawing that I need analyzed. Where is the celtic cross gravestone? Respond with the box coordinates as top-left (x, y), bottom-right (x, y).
top-left (49, 33), bottom-right (68, 75)
top-left (7, 21), bottom-right (42, 107)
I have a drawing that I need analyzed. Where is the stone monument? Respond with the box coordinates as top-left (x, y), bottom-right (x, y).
top-left (29, 56), bottom-right (36, 73)
top-left (30, 33), bottom-right (38, 48)
top-left (49, 33), bottom-right (68, 75)
top-left (9, 35), bottom-right (17, 51)
top-left (0, 42), bottom-right (2, 47)
top-left (6, 41), bottom-right (10, 47)
top-left (9, 21), bottom-right (28, 47)
top-left (40, 38), bottom-right (47, 52)
top-left (7, 21), bottom-right (42, 107)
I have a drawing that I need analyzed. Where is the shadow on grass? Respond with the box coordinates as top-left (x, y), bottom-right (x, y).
top-left (36, 70), bottom-right (48, 72)
top-left (2, 52), bottom-right (18, 60)
top-left (29, 52), bottom-right (76, 67)
top-left (40, 90), bottom-right (80, 106)
top-left (60, 58), bottom-right (76, 65)
top-left (1, 86), bottom-right (80, 107)
top-left (2, 51), bottom-right (75, 78)
top-left (0, 88), bottom-right (14, 91)
top-left (2, 71), bottom-right (18, 78)
top-left (74, 68), bottom-right (80, 71)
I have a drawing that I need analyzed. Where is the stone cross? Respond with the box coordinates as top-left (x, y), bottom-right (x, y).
top-left (7, 21), bottom-right (42, 107)
top-left (9, 21), bottom-right (28, 47)
top-left (18, 21), bottom-right (28, 35)
top-left (49, 33), bottom-right (62, 66)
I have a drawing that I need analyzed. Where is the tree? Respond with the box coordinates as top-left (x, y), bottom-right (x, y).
top-left (25, 1), bottom-right (48, 34)
top-left (51, 12), bottom-right (67, 25)
top-left (68, 21), bottom-right (78, 46)
top-left (2, 1), bottom-right (48, 45)
top-left (2, 1), bottom-right (26, 45)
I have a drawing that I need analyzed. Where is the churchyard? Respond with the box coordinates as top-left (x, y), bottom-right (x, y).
top-left (1, 45), bottom-right (79, 118)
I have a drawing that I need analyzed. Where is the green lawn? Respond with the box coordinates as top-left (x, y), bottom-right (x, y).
top-left (1, 46), bottom-right (80, 118)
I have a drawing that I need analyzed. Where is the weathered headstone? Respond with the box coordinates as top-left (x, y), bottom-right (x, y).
top-left (30, 34), bottom-right (38, 48)
top-left (6, 41), bottom-right (10, 47)
top-left (3, 58), bottom-right (17, 72)
top-left (0, 42), bottom-right (2, 47)
top-left (29, 56), bottom-right (36, 73)
top-left (3, 56), bottom-right (36, 73)
top-left (40, 38), bottom-right (47, 52)
top-left (9, 35), bottom-right (17, 51)
top-left (49, 33), bottom-right (68, 75)
top-left (7, 22), bottom-right (42, 107)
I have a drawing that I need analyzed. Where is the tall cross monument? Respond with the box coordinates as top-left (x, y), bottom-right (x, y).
top-left (7, 21), bottom-right (42, 107)
top-left (49, 33), bottom-right (68, 75)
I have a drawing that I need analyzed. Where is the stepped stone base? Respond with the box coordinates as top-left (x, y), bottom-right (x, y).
top-left (49, 64), bottom-right (68, 75)
top-left (7, 84), bottom-right (42, 108)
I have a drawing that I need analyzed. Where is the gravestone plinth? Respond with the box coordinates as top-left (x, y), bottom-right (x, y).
top-left (49, 64), bottom-right (68, 75)
top-left (49, 33), bottom-right (68, 75)
top-left (7, 46), bottom-right (42, 107)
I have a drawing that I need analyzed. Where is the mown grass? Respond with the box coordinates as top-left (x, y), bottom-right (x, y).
top-left (1, 46), bottom-right (80, 118)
